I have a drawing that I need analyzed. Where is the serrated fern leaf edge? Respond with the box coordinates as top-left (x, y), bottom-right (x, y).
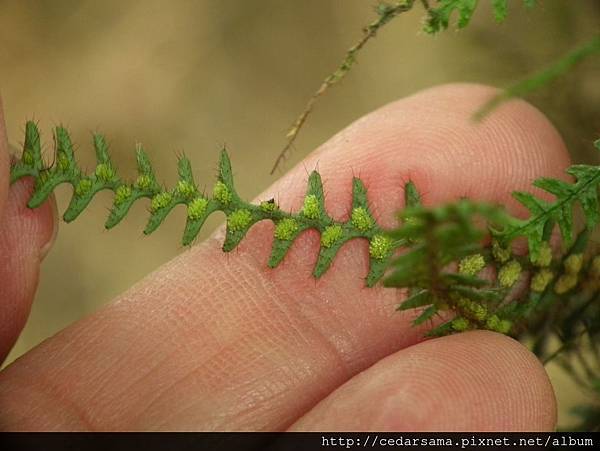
top-left (9, 121), bottom-right (405, 286)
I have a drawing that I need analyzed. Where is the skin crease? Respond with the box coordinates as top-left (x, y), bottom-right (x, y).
top-left (0, 84), bottom-right (570, 431)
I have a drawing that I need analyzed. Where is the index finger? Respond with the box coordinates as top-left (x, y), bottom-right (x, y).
top-left (0, 83), bottom-right (570, 431)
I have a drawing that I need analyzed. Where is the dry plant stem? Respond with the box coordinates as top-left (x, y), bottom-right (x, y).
top-left (270, 0), bottom-right (416, 174)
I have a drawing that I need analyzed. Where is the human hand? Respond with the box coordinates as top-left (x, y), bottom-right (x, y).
top-left (0, 84), bottom-right (567, 431)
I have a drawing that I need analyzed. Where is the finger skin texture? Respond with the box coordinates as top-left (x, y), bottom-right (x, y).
top-left (0, 100), bottom-right (57, 362)
top-left (290, 331), bottom-right (556, 431)
top-left (0, 84), bottom-right (567, 431)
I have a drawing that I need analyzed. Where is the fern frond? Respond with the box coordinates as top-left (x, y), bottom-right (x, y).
top-left (9, 122), bottom-right (405, 286)
top-left (385, 200), bottom-right (515, 334)
top-left (386, 139), bottom-right (600, 338)
top-left (493, 144), bottom-right (600, 261)
top-left (424, 0), bottom-right (535, 34)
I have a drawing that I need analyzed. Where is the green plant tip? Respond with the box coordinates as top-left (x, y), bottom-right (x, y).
top-left (274, 218), bottom-right (299, 241)
top-left (95, 163), bottom-right (115, 181)
top-left (213, 181), bottom-right (232, 205)
top-left (554, 273), bottom-right (578, 294)
top-left (498, 260), bottom-right (522, 288)
top-left (150, 192), bottom-right (172, 212)
top-left (135, 174), bottom-right (153, 190)
top-left (530, 268), bottom-right (554, 293)
top-left (302, 194), bottom-right (320, 219)
top-left (532, 241), bottom-right (552, 267)
top-left (351, 207), bottom-right (373, 232)
top-left (451, 317), bottom-right (470, 331)
top-left (458, 254), bottom-right (485, 276)
top-left (75, 178), bottom-right (93, 196)
top-left (369, 234), bottom-right (393, 260)
top-left (260, 199), bottom-right (278, 213)
top-left (176, 180), bottom-right (196, 198)
top-left (564, 253), bottom-right (584, 275)
top-left (321, 224), bottom-right (344, 248)
top-left (492, 239), bottom-right (511, 263)
top-left (187, 197), bottom-right (208, 220)
top-left (114, 185), bottom-right (132, 206)
top-left (228, 209), bottom-right (252, 232)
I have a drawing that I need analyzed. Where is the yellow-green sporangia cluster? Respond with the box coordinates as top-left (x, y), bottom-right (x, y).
top-left (554, 253), bottom-right (584, 294)
top-left (9, 122), bottom-right (402, 287)
top-left (386, 200), bottom-right (523, 337)
top-left (387, 137), bottom-right (600, 337)
top-left (447, 253), bottom-right (512, 335)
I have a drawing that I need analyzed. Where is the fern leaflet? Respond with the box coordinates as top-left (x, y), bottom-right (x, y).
top-left (493, 139), bottom-right (600, 261)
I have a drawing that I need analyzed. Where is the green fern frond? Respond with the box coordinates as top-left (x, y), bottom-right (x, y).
top-left (493, 147), bottom-right (600, 261)
top-left (386, 139), bottom-right (600, 338)
top-left (384, 199), bottom-right (514, 334)
top-left (424, 0), bottom-right (535, 34)
top-left (9, 121), bottom-right (406, 286)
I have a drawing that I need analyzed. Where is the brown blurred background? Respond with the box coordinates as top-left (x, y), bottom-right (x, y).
top-left (0, 0), bottom-right (599, 427)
